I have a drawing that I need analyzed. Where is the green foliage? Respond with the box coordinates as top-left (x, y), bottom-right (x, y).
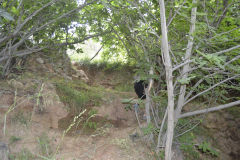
top-left (77, 58), bottom-right (132, 72)
top-left (55, 79), bottom-right (101, 113)
top-left (85, 121), bottom-right (97, 130)
top-left (83, 109), bottom-right (98, 130)
top-left (9, 149), bottom-right (35, 160)
top-left (9, 136), bottom-right (21, 144)
top-left (115, 82), bottom-right (133, 92)
top-left (179, 132), bottom-right (200, 160)
top-left (142, 123), bottom-right (158, 135)
top-left (178, 75), bottom-right (196, 85)
top-left (0, 8), bottom-right (14, 22)
top-left (197, 50), bottom-right (226, 69)
top-left (198, 141), bottom-right (219, 157)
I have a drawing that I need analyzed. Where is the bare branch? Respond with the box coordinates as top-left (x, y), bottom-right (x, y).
top-left (0, 47), bottom-right (46, 62)
top-left (90, 45), bottom-right (103, 61)
top-left (213, 45), bottom-right (240, 56)
top-left (179, 100), bottom-right (240, 118)
top-left (225, 55), bottom-right (240, 65)
top-left (172, 60), bottom-right (193, 71)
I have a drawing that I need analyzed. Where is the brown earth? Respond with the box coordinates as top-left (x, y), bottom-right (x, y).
top-left (1, 56), bottom-right (239, 160)
top-left (0, 59), bottom-right (153, 160)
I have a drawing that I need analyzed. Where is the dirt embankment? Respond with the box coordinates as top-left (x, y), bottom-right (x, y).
top-left (0, 56), bottom-right (154, 160)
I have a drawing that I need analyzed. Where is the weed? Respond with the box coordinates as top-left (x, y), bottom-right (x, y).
top-left (88, 109), bottom-right (98, 117)
top-left (159, 150), bottom-right (165, 159)
top-left (37, 133), bottom-right (52, 157)
top-left (83, 109), bottom-right (98, 130)
top-left (142, 123), bottom-right (157, 135)
top-left (54, 109), bottom-right (86, 157)
top-left (197, 141), bottom-right (219, 157)
top-left (55, 79), bottom-right (102, 112)
top-left (11, 111), bottom-right (31, 126)
top-left (9, 149), bottom-right (35, 160)
top-left (178, 132), bottom-right (200, 160)
top-left (9, 136), bottom-right (21, 144)
top-left (112, 138), bottom-right (129, 149)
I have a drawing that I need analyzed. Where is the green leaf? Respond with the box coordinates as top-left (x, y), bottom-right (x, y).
top-left (11, 7), bottom-right (19, 15)
top-left (178, 76), bottom-right (196, 85)
top-left (0, 8), bottom-right (14, 21)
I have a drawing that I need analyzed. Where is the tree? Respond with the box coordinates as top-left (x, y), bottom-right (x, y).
top-left (0, 0), bottom-right (100, 77)
top-left (86, 0), bottom-right (240, 159)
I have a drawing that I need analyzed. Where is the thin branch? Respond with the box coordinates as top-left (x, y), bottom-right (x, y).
top-left (90, 45), bottom-right (103, 61)
top-left (213, 45), bottom-right (240, 56)
top-left (175, 0), bottom-right (197, 121)
top-left (34, 0), bottom-right (97, 34)
top-left (179, 100), bottom-right (240, 118)
top-left (167, 0), bottom-right (186, 27)
top-left (184, 74), bottom-right (240, 106)
top-left (172, 60), bottom-right (193, 71)
top-left (215, 1), bottom-right (234, 28)
top-left (0, 0), bottom-right (58, 44)
top-left (156, 108), bottom-right (167, 150)
top-left (0, 47), bottom-right (46, 62)
top-left (185, 54), bottom-right (240, 101)
top-left (209, 26), bottom-right (240, 40)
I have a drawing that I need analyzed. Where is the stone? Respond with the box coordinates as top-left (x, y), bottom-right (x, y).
top-left (72, 68), bottom-right (89, 83)
top-left (36, 57), bottom-right (44, 64)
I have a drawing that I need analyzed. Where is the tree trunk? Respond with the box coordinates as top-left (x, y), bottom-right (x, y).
top-left (159, 0), bottom-right (175, 159)
top-left (175, 0), bottom-right (197, 121)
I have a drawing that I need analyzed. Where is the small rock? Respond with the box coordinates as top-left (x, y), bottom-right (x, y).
top-left (0, 142), bottom-right (9, 160)
top-left (36, 57), bottom-right (44, 64)
top-left (72, 69), bottom-right (89, 83)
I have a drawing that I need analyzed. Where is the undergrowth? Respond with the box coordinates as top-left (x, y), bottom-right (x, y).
top-left (54, 79), bottom-right (102, 113)
top-left (177, 119), bottom-right (219, 160)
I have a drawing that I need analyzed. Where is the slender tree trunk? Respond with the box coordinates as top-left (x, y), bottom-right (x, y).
top-left (159, 0), bottom-right (174, 159)
top-left (145, 66), bottom-right (154, 124)
top-left (175, 0), bottom-right (197, 121)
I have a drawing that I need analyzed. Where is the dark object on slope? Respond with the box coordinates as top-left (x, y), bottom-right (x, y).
top-left (134, 80), bottom-right (148, 99)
